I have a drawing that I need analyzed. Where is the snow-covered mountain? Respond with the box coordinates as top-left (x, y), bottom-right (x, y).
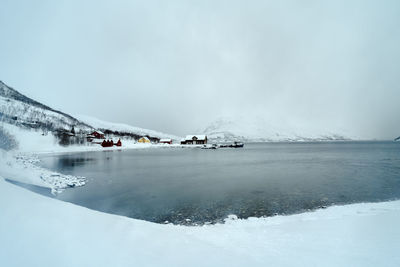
top-left (0, 81), bottom-right (179, 146)
top-left (0, 81), bottom-right (92, 133)
top-left (202, 116), bottom-right (355, 142)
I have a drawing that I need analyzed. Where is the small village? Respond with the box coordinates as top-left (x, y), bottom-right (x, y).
top-left (86, 130), bottom-right (243, 149)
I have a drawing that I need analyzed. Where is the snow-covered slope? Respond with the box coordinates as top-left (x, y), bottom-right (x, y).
top-left (76, 115), bottom-right (181, 140)
top-left (202, 116), bottom-right (357, 142)
top-left (0, 81), bottom-right (179, 144)
top-left (0, 81), bottom-right (91, 132)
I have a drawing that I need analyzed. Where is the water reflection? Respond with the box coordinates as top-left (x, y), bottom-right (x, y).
top-left (58, 157), bottom-right (96, 168)
top-left (38, 142), bottom-right (400, 225)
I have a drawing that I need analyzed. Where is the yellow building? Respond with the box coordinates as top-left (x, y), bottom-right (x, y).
top-left (138, 136), bottom-right (150, 143)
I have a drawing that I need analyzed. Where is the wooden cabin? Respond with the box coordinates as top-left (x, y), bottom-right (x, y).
top-left (116, 139), bottom-right (122, 146)
top-left (89, 130), bottom-right (105, 139)
top-left (138, 136), bottom-right (151, 143)
top-left (100, 139), bottom-right (122, 147)
top-left (159, 138), bottom-right (172, 144)
top-left (180, 135), bottom-right (207, 145)
top-left (101, 139), bottom-right (113, 147)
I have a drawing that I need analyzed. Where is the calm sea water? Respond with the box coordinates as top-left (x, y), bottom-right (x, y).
top-left (39, 142), bottom-right (400, 225)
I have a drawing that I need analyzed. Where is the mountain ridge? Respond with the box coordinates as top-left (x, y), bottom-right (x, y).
top-left (201, 116), bottom-right (355, 142)
top-left (0, 80), bottom-right (90, 128)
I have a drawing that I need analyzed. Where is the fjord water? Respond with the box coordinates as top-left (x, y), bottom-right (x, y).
top-left (40, 142), bottom-right (400, 225)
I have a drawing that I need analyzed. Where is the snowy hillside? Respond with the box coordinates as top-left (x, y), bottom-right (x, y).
top-left (0, 81), bottom-right (179, 147)
top-left (0, 81), bottom-right (92, 133)
top-left (202, 116), bottom-right (356, 142)
top-left (76, 115), bottom-right (181, 141)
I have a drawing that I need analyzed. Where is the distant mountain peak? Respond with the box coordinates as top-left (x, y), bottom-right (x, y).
top-left (201, 116), bottom-right (354, 142)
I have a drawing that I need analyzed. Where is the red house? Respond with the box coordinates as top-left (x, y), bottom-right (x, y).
top-left (90, 130), bottom-right (105, 139)
top-left (101, 139), bottom-right (114, 147)
top-left (159, 138), bottom-right (172, 144)
top-left (116, 139), bottom-right (122, 146)
top-left (101, 139), bottom-right (122, 147)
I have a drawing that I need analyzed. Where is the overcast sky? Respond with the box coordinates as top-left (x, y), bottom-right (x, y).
top-left (1, 0), bottom-right (399, 138)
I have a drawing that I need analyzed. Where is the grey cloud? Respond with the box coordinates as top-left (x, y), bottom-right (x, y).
top-left (0, 0), bottom-right (399, 138)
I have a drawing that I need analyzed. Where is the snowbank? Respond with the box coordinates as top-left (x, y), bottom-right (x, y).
top-left (1, 177), bottom-right (399, 267)
top-left (0, 152), bottom-right (85, 194)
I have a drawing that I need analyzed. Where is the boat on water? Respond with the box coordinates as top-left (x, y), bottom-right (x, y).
top-left (218, 142), bottom-right (244, 148)
top-left (229, 141), bottom-right (244, 148)
top-left (201, 142), bottom-right (244, 149)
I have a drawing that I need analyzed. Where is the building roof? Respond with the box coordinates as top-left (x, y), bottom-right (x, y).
top-left (160, 139), bottom-right (172, 142)
top-left (92, 130), bottom-right (104, 135)
top-left (184, 135), bottom-right (207, 141)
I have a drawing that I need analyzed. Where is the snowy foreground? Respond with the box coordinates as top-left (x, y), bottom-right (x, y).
top-left (1, 177), bottom-right (399, 267)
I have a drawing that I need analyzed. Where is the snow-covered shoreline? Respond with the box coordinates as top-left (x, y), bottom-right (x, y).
top-left (1, 176), bottom-right (399, 267)
top-left (0, 152), bottom-right (86, 194)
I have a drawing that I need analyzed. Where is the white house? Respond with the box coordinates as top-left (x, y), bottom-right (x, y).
top-left (180, 135), bottom-right (207, 145)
